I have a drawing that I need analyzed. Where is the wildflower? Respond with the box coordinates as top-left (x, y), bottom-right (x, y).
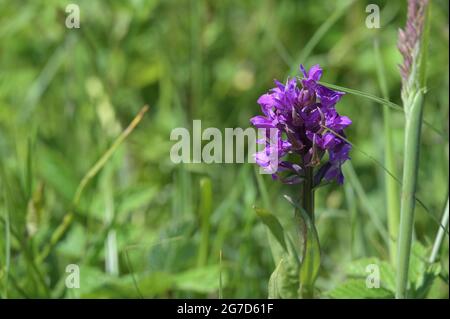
top-left (250, 64), bottom-right (352, 184)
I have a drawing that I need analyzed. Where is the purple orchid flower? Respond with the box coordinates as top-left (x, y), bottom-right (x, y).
top-left (250, 64), bottom-right (352, 185)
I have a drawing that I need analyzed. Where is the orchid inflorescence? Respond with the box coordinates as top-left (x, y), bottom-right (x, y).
top-left (250, 64), bottom-right (352, 185)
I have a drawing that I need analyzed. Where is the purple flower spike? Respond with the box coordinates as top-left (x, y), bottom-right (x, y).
top-left (250, 64), bottom-right (352, 185)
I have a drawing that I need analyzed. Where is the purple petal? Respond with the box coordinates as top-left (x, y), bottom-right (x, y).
top-left (316, 85), bottom-right (345, 107)
top-left (337, 116), bottom-right (352, 127)
top-left (322, 133), bottom-right (337, 149)
top-left (308, 64), bottom-right (322, 81)
top-left (250, 116), bottom-right (274, 128)
top-left (299, 64), bottom-right (308, 78)
top-left (257, 94), bottom-right (274, 107)
top-left (324, 162), bottom-right (344, 184)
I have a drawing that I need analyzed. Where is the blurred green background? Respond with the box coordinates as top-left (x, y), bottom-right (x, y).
top-left (0, 0), bottom-right (448, 298)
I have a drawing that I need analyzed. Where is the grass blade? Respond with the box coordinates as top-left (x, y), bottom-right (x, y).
top-left (429, 199), bottom-right (449, 264)
top-left (319, 81), bottom-right (403, 111)
top-left (197, 177), bottom-right (213, 267)
top-left (396, 0), bottom-right (430, 299)
top-left (319, 81), bottom-right (446, 140)
top-left (37, 105), bottom-right (149, 263)
top-left (396, 91), bottom-right (425, 298)
top-left (374, 39), bottom-right (400, 265)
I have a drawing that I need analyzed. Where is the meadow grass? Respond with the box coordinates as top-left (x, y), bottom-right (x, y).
top-left (0, 0), bottom-right (448, 299)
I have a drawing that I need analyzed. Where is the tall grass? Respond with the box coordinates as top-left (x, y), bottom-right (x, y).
top-left (396, 0), bottom-right (430, 299)
top-left (0, 0), bottom-right (447, 299)
top-left (429, 199), bottom-right (449, 264)
top-left (374, 39), bottom-right (400, 265)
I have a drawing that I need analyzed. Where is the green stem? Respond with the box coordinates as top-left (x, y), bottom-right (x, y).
top-left (396, 91), bottom-right (424, 299)
top-left (197, 178), bottom-right (212, 267)
top-left (301, 167), bottom-right (315, 298)
top-left (302, 167), bottom-right (315, 223)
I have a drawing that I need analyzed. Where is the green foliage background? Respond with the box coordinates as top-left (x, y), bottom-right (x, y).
top-left (0, 0), bottom-right (448, 298)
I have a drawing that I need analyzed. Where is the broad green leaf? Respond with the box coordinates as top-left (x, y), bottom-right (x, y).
top-left (345, 257), bottom-right (396, 292)
top-left (408, 242), bottom-right (442, 298)
top-left (254, 205), bottom-right (300, 299)
top-left (413, 263), bottom-right (442, 298)
top-left (254, 207), bottom-right (288, 252)
top-left (328, 279), bottom-right (394, 299)
top-left (408, 242), bottom-right (429, 286)
top-left (268, 260), bottom-right (282, 299)
top-left (297, 208), bottom-right (321, 292)
top-left (254, 169), bottom-right (285, 264)
top-left (268, 254), bottom-right (299, 299)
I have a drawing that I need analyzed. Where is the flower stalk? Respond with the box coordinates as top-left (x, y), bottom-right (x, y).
top-left (396, 90), bottom-right (424, 298)
top-left (302, 167), bottom-right (315, 223)
top-left (251, 65), bottom-right (351, 299)
top-left (396, 0), bottom-right (429, 299)
top-left (299, 167), bottom-right (315, 298)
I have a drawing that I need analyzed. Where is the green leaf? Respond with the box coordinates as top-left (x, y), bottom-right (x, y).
top-left (319, 81), bottom-right (403, 112)
top-left (268, 254), bottom-right (299, 299)
top-left (413, 262), bottom-right (442, 299)
top-left (407, 242), bottom-right (442, 298)
top-left (320, 81), bottom-right (446, 140)
top-left (328, 279), bottom-right (394, 299)
top-left (408, 242), bottom-right (429, 286)
top-left (254, 206), bottom-right (300, 298)
top-left (268, 260), bottom-right (282, 299)
top-left (297, 208), bottom-right (321, 293)
top-left (254, 207), bottom-right (288, 252)
top-left (345, 257), bottom-right (396, 292)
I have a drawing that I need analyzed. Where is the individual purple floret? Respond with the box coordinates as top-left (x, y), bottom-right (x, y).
top-left (250, 64), bottom-right (352, 185)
